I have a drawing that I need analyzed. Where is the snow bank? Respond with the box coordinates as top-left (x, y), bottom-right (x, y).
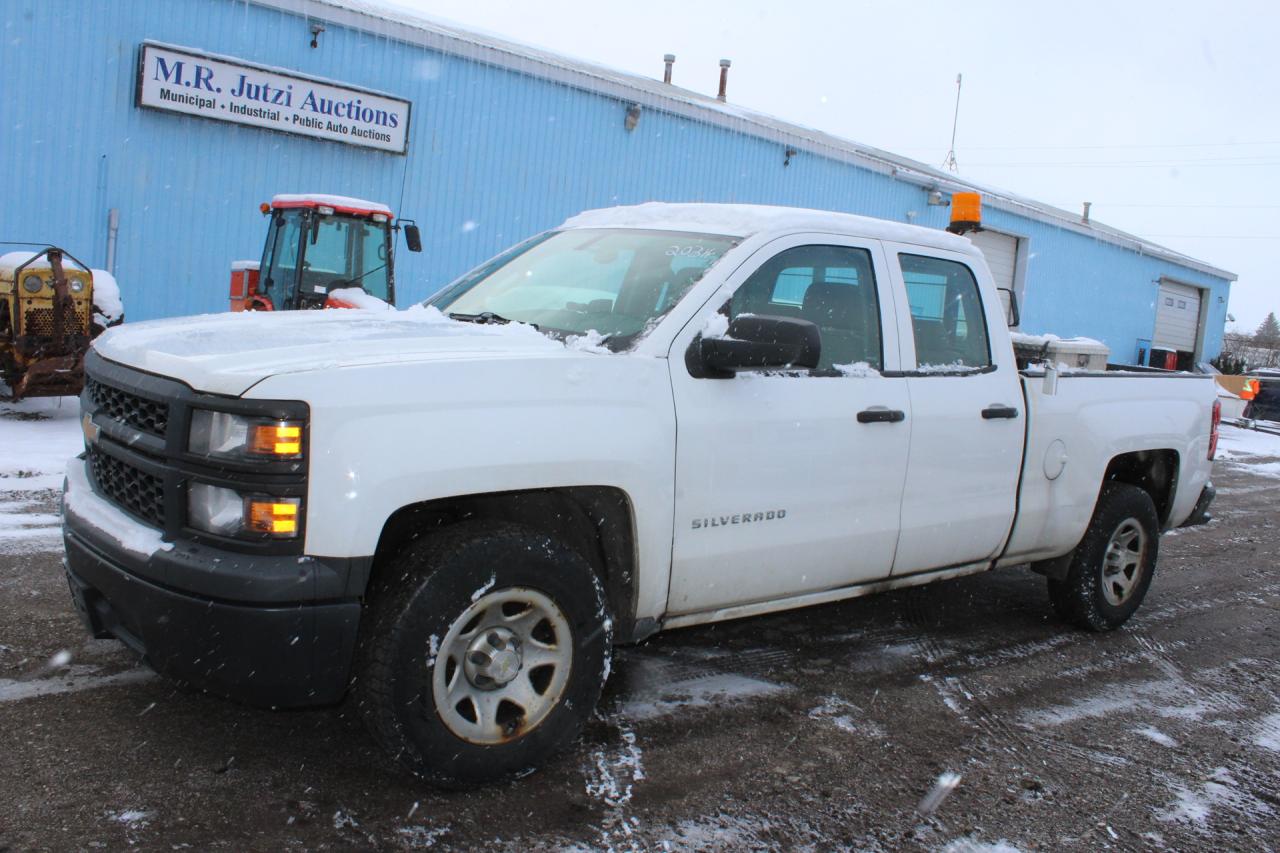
top-left (90, 268), bottom-right (124, 324)
top-left (1215, 424), bottom-right (1280, 461)
top-left (0, 397), bottom-right (83, 492)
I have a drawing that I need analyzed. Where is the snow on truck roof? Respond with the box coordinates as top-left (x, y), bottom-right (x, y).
top-left (562, 202), bottom-right (980, 253)
top-left (271, 194), bottom-right (393, 216)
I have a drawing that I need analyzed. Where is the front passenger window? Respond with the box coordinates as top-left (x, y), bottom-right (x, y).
top-left (724, 245), bottom-right (882, 372)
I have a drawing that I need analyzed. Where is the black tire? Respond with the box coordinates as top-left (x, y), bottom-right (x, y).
top-left (355, 522), bottom-right (612, 787)
top-left (1047, 483), bottom-right (1159, 631)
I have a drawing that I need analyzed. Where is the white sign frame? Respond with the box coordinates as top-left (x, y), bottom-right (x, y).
top-left (136, 42), bottom-right (411, 155)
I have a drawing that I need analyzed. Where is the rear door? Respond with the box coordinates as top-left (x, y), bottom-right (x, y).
top-left (883, 245), bottom-right (1025, 575)
top-left (666, 234), bottom-right (912, 615)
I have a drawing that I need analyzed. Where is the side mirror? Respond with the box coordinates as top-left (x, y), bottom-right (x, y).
top-left (998, 287), bottom-right (1020, 328)
top-left (687, 314), bottom-right (821, 378)
top-left (403, 223), bottom-right (422, 253)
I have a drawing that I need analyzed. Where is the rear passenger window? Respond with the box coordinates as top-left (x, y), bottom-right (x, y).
top-left (899, 254), bottom-right (991, 370)
top-left (726, 245), bottom-right (882, 372)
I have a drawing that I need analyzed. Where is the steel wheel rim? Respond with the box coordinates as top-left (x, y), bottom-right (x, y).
top-left (432, 586), bottom-right (573, 745)
top-left (1101, 517), bottom-right (1147, 606)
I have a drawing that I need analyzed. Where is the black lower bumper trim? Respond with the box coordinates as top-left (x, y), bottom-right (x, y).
top-left (64, 530), bottom-right (360, 709)
top-left (1179, 482), bottom-right (1216, 528)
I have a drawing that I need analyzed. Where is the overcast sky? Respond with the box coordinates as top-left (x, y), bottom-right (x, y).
top-left (383, 0), bottom-right (1277, 332)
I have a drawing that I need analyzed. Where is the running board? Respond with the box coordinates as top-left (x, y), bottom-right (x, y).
top-left (662, 561), bottom-right (993, 631)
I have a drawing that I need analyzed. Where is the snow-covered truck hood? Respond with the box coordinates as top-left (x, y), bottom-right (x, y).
top-left (91, 307), bottom-right (571, 396)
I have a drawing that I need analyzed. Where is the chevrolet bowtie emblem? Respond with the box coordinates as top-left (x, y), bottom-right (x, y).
top-left (81, 412), bottom-right (100, 446)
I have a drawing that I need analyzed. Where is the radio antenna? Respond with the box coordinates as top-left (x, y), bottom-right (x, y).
top-left (942, 73), bottom-right (963, 173)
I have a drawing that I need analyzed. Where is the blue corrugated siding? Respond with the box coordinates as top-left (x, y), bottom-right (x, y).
top-left (3, 0), bottom-right (1231, 361)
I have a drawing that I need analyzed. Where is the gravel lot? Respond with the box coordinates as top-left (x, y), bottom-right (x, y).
top-left (1, 415), bottom-right (1278, 851)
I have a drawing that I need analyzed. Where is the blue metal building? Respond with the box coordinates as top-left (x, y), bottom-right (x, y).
top-left (4, 0), bottom-right (1235, 365)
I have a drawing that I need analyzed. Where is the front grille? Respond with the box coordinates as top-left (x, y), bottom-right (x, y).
top-left (24, 304), bottom-right (89, 336)
top-left (87, 378), bottom-right (170, 436)
top-left (87, 447), bottom-right (165, 528)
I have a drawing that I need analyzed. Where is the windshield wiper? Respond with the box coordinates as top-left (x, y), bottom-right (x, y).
top-left (334, 262), bottom-right (388, 290)
top-left (448, 311), bottom-right (538, 330)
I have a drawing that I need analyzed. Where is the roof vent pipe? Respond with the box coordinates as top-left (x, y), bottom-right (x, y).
top-left (1082, 201), bottom-right (1092, 224)
top-left (663, 54), bottom-right (675, 84)
top-left (717, 59), bottom-right (731, 101)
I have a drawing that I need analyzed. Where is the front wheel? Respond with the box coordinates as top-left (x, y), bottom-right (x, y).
top-left (356, 523), bottom-right (612, 787)
top-left (1047, 483), bottom-right (1159, 631)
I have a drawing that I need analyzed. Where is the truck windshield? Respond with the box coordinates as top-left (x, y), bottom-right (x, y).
top-left (428, 228), bottom-right (737, 350)
top-left (260, 209), bottom-right (392, 307)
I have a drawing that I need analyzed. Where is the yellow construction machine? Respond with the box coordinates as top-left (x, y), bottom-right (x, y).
top-left (0, 247), bottom-right (95, 399)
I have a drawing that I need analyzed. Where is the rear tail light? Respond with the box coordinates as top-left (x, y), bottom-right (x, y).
top-left (1208, 398), bottom-right (1221, 460)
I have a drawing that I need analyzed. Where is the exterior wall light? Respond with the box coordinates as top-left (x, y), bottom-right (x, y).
top-left (624, 104), bottom-right (641, 132)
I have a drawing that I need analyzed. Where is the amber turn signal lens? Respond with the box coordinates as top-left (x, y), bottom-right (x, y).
top-left (248, 423), bottom-right (303, 457)
top-left (246, 498), bottom-right (300, 537)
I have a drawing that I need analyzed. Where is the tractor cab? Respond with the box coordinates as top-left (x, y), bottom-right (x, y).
top-left (231, 194), bottom-right (420, 311)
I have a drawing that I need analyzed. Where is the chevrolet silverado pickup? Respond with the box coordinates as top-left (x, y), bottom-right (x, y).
top-left (62, 203), bottom-right (1219, 786)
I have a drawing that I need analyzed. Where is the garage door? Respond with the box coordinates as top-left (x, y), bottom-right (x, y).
top-left (1153, 280), bottom-right (1201, 352)
top-left (968, 229), bottom-right (1019, 322)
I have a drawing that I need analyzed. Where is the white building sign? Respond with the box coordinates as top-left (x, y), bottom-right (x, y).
top-left (136, 42), bottom-right (410, 154)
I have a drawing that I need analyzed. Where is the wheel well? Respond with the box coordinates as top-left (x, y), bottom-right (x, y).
top-left (1101, 449), bottom-right (1179, 527)
top-left (370, 487), bottom-right (641, 640)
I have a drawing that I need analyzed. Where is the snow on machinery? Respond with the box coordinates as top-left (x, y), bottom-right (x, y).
top-left (230, 194), bottom-right (421, 312)
top-left (0, 247), bottom-right (108, 399)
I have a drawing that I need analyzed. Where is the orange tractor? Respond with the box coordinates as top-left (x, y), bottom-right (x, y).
top-left (230, 194), bottom-right (420, 311)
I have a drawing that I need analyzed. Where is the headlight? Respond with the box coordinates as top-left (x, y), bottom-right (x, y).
top-left (189, 410), bottom-right (304, 460)
top-left (22, 274), bottom-right (42, 293)
top-left (188, 483), bottom-right (301, 539)
top-left (69, 277), bottom-right (86, 293)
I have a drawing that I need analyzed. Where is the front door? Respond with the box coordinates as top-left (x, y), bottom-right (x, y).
top-left (667, 235), bottom-right (912, 615)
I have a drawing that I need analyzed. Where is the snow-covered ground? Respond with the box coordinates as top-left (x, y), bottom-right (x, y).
top-left (0, 397), bottom-right (82, 553)
top-left (1216, 422), bottom-right (1280, 479)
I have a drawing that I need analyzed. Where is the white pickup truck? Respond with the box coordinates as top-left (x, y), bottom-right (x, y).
top-left (62, 203), bottom-right (1219, 786)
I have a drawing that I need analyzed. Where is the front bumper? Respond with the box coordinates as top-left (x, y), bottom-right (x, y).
top-left (63, 468), bottom-right (365, 709)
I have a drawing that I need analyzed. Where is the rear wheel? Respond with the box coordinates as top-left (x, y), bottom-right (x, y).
top-left (1047, 483), bottom-right (1159, 631)
top-left (356, 522), bottom-right (612, 787)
